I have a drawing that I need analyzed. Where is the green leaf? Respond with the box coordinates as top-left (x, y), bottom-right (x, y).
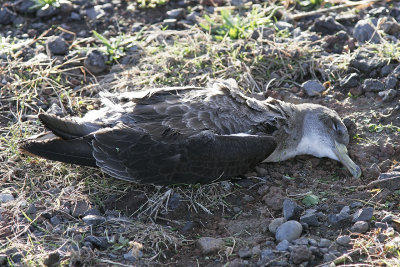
top-left (302, 194), bottom-right (319, 206)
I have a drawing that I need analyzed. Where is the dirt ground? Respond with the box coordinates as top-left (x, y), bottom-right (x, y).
top-left (1, 0), bottom-right (400, 266)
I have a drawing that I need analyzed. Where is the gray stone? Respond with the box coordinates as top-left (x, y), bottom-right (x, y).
top-left (336, 235), bottom-right (351, 246)
top-left (350, 201), bottom-right (363, 209)
top-left (311, 16), bottom-right (346, 35)
top-left (300, 213), bottom-right (319, 227)
top-left (352, 207), bottom-right (374, 222)
top-left (290, 246), bottom-right (313, 264)
top-left (379, 89), bottom-right (398, 102)
top-left (363, 79), bottom-right (385, 92)
top-left (46, 36), bottom-right (69, 55)
top-left (340, 73), bottom-right (360, 88)
top-left (382, 215), bottom-right (392, 223)
top-left (186, 11), bottom-right (201, 23)
top-left (350, 51), bottom-right (387, 74)
top-left (167, 8), bottom-right (185, 20)
top-left (18, 0), bottom-right (36, 14)
top-left (231, 0), bottom-right (244, 5)
top-left (163, 19), bottom-right (177, 28)
top-left (385, 75), bottom-right (397, 89)
top-left (82, 215), bottom-right (106, 225)
top-left (43, 252), bottom-right (60, 267)
top-left (275, 21), bottom-right (293, 31)
top-left (276, 240), bottom-right (290, 251)
top-left (70, 12), bottom-right (81, 20)
top-left (26, 204), bottom-right (37, 214)
top-left (381, 64), bottom-right (395, 76)
top-left (323, 253), bottom-right (336, 262)
top-left (251, 27), bottom-right (274, 40)
top-left (123, 250), bottom-right (137, 262)
top-left (36, 5), bottom-right (58, 17)
top-left (0, 8), bottom-right (17, 25)
top-left (283, 199), bottom-right (303, 220)
top-left (375, 222), bottom-right (388, 229)
top-left (238, 248), bottom-right (252, 259)
top-left (328, 206), bottom-right (351, 227)
top-left (196, 237), bottom-right (225, 255)
top-left (84, 50), bottom-right (107, 74)
top-left (260, 249), bottom-right (275, 261)
top-left (268, 217), bottom-right (286, 234)
top-left (72, 201), bottom-right (89, 218)
top-left (302, 80), bottom-right (326, 96)
top-left (381, 18), bottom-right (400, 35)
top-left (353, 19), bottom-right (381, 43)
top-left (0, 193), bottom-right (14, 203)
top-left (318, 238), bottom-right (331, 248)
top-left (84, 235), bottom-right (109, 249)
top-left (86, 6), bottom-right (105, 19)
top-left (50, 216), bottom-right (61, 226)
top-left (276, 220), bottom-right (303, 241)
top-left (293, 237), bottom-right (309, 245)
top-left (350, 221), bottom-right (369, 233)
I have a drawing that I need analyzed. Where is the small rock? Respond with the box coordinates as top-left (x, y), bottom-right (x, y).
top-left (311, 16), bottom-right (346, 35)
top-left (336, 235), bottom-right (351, 246)
top-left (352, 207), bottom-right (374, 222)
top-left (251, 26), bottom-right (274, 40)
top-left (17, 0), bottom-right (36, 14)
top-left (167, 8), bottom-right (185, 20)
top-left (300, 213), bottom-right (319, 227)
top-left (293, 237), bottom-right (309, 245)
top-left (350, 221), bottom-right (369, 233)
top-left (43, 252), bottom-right (60, 267)
top-left (381, 17), bottom-right (400, 35)
top-left (72, 200), bottom-right (89, 218)
top-left (322, 30), bottom-right (349, 53)
top-left (0, 193), bottom-right (14, 203)
top-left (260, 249), bottom-right (275, 261)
top-left (0, 8), bottom-right (17, 25)
top-left (381, 64), bottom-right (395, 77)
top-left (50, 216), bottom-right (61, 226)
top-left (353, 19), bottom-right (381, 44)
top-left (163, 19), bottom-right (177, 28)
top-left (70, 12), bottom-right (81, 21)
top-left (362, 79), bottom-right (385, 92)
top-left (384, 75), bottom-right (397, 89)
top-left (328, 206), bottom-right (351, 227)
top-left (275, 21), bottom-right (293, 31)
top-left (323, 253), bottom-right (336, 262)
top-left (375, 222), bottom-right (388, 229)
top-left (382, 215), bottom-right (392, 223)
top-left (186, 11), bottom-right (201, 23)
top-left (123, 250), bottom-right (137, 263)
top-left (36, 5), bottom-right (58, 17)
top-left (349, 86), bottom-right (363, 96)
top-left (238, 248), bottom-right (252, 259)
top-left (350, 201), bottom-right (363, 209)
top-left (276, 240), bottom-right (290, 251)
top-left (26, 204), bottom-right (37, 214)
top-left (196, 237), bottom-right (225, 255)
top-left (302, 80), bottom-right (326, 96)
top-left (84, 50), bottom-right (107, 74)
top-left (268, 217), bottom-right (286, 234)
top-left (84, 235), bottom-right (110, 249)
top-left (350, 50), bottom-right (387, 74)
top-left (82, 214), bottom-right (106, 225)
top-left (318, 238), bottom-right (331, 248)
top-left (263, 186), bottom-right (285, 211)
top-left (86, 6), bottom-right (105, 19)
top-left (290, 246), bottom-right (313, 264)
top-left (276, 220), bottom-right (303, 241)
top-left (379, 89), bottom-right (398, 102)
top-left (340, 73), bottom-right (360, 89)
top-left (46, 36), bottom-right (69, 56)
top-left (283, 199), bottom-right (303, 220)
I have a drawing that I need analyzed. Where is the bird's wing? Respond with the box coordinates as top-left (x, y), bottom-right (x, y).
top-left (92, 123), bottom-right (277, 185)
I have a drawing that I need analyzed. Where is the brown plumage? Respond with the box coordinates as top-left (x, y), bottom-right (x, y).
top-left (19, 79), bottom-right (361, 185)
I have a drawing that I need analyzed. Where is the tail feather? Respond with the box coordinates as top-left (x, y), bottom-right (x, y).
top-left (19, 137), bottom-right (97, 167)
top-left (39, 114), bottom-right (103, 140)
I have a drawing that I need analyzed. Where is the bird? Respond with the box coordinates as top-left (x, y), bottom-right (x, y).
top-left (19, 79), bottom-right (361, 185)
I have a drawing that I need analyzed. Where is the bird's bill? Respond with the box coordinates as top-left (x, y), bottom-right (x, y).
top-left (334, 141), bottom-right (361, 178)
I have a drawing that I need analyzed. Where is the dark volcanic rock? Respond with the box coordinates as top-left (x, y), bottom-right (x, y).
top-left (0, 8), bottom-right (17, 25)
top-left (283, 199), bottom-right (303, 220)
top-left (350, 50), bottom-right (388, 74)
top-left (84, 236), bottom-right (110, 249)
top-left (340, 73), bottom-right (360, 89)
top-left (353, 19), bottom-right (382, 44)
top-left (310, 16), bottom-right (346, 35)
top-left (362, 79), bottom-right (385, 92)
top-left (290, 246), bottom-right (313, 264)
top-left (46, 36), bottom-right (69, 55)
top-left (84, 50), bottom-right (108, 74)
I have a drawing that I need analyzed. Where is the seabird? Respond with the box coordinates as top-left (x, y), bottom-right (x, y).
top-left (19, 79), bottom-right (361, 185)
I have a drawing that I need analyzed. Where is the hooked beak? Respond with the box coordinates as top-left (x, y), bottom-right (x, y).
top-left (334, 141), bottom-right (361, 178)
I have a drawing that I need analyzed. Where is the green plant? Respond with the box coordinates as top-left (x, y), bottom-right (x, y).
top-left (200, 5), bottom-right (278, 40)
top-left (92, 30), bottom-right (128, 63)
top-left (31, 0), bottom-right (60, 10)
top-left (369, 123), bottom-right (400, 133)
top-left (138, 0), bottom-right (168, 8)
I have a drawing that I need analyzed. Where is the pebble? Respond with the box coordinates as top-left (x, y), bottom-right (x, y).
top-left (268, 217), bottom-right (287, 234)
top-left (375, 222), bottom-right (388, 229)
top-left (293, 237), bottom-right (309, 245)
top-left (379, 89), bottom-right (398, 102)
top-left (82, 214), bottom-right (106, 225)
top-left (43, 252), bottom-right (60, 267)
top-left (0, 8), bottom-right (17, 25)
top-left (283, 199), bottom-right (303, 220)
top-left (26, 204), bottom-right (37, 214)
top-left (302, 80), bottom-right (326, 96)
top-left (276, 220), bottom-right (303, 241)
top-left (384, 75), bottom-right (397, 89)
top-left (70, 12), bottom-right (81, 21)
top-left (350, 221), bottom-right (369, 233)
top-left (238, 248), bottom-right (252, 259)
top-left (336, 235), bottom-right (351, 246)
top-left (300, 213), bottom-right (319, 227)
top-left (382, 214), bottom-right (393, 223)
top-left (275, 21), bottom-right (293, 31)
top-left (167, 8), bottom-right (185, 20)
top-left (350, 50), bottom-right (387, 74)
top-left (352, 207), bottom-right (374, 222)
top-left (362, 78), bottom-right (385, 92)
top-left (252, 26), bottom-right (274, 40)
top-left (353, 19), bottom-right (382, 43)
top-left (123, 250), bottom-right (137, 263)
top-left (86, 6), bottom-right (105, 19)
top-left (36, 5), bottom-right (58, 18)
top-left (290, 246), bottom-right (313, 264)
top-left (328, 206), bottom-right (351, 227)
top-left (196, 237), bottom-right (225, 255)
top-left (381, 17), bottom-right (400, 35)
top-left (84, 235), bottom-right (110, 249)
top-left (0, 193), bottom-right (14, 203)
top-left (46, 36), bottom-right (69, 55)
top-left (311, 16), bottom-right (346, 35)
top-left (340, 73), bottom-right (360, 88)
top-left (50, 216), bottom-right (61, 226)
top-left (84, 50), bottom-right (107, 74)
top-left (163, 19), bottom-right (177, 28)
top-left (323, 253), bottom-right (336, 262)
top-left (18, 0), bottom-right (36, 14)
top-left (276, 240), bottom-right (290, 251)
top-left (318, 238), bottom-right (331, 248)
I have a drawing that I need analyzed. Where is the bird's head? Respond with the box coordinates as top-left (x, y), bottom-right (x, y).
top-left (294, 104), bottom-right (361, 178)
